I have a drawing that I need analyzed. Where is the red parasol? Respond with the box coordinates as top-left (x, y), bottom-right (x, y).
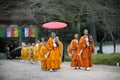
top-left (42, 21), bottom-right (67, 29)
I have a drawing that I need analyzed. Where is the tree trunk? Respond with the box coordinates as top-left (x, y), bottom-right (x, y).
top-left (97, 41), bottom-right (103, 53)
top-left (77, 21), bottom-right (81, 36)
top-left (104, 20), bottom-right (116, 53)
top-left (97, 32), bottom-right (107, 54)
top-left (91, 21), bottom-right (97, 42)
top-left (109, 30), bottom-right (116, 53)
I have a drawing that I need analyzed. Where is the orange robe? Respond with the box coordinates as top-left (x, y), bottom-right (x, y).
top-left (46, 38), bottom-right (57, 69)
top-left (78, 36), bottom-right (94, 68)
top-left (68, 39), bottom-right (82, 67)
top-left (39, 45), bottom-right (47, 70)
top-left (21, 47), bottom-right (27, 60)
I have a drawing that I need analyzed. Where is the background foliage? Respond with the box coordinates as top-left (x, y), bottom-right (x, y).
top-left (0, 0), bottom-right (120, 52)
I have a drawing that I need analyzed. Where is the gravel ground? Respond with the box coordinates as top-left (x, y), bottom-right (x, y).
top-left (0, 60), bottom-right (120, 80)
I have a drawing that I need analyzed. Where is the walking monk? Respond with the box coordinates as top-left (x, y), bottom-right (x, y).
top-left (26, 44), bottom-right (30, 61)
top-left (46, 32), bottom-right (58, 72)
top-left (55, 36), bottom-right (63, 69)
top-left (32, 43), bottom-right (38, 62)
top-left (78, 29), bottom-right (94, 71)
top-left (68, 33), bottom-right (82, 69)
top-left (39, 38), bottom-right (45, 49)
top-left (21, 44), bottom-right (27, 60)
top-left (27, 43), bottom-right (34, 64)
top-left (39, 42), bottom-right (48, 70)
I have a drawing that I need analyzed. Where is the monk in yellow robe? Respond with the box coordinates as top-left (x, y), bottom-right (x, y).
top-left (32, 43), bottom-right (37, 62)
top-left (46, 32), bottom-right (58, 72)
top-left (27, 43), bottom-right (34, 63)
top-left (68, 33), bottom-right (82, 69)
top-left (55, 36), bottom-right (63, 69)
top-left (39, 42), bottom-right (48, 70)
top-left (33, 43), bottom-right (40, 62)
top-left (25, 44), bottom-right (30, 60)
top-left (78, 29), bottom-right (94, 71)
top-left (39, 38), bottom-right (45, 50)
top-left (38, 38), bottom-right (45, 60)
top-left (21, 44), bottom-right (27, 60)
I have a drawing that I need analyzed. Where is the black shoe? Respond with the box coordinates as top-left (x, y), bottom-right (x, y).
top-left (53, 69), bottom-right (57, 72)
top-left (78, 67), bottom-right (82, 70)
top-left (53, 70), bottom-right (57, 72)
top-left (74, 67), bottom-right (77, 69)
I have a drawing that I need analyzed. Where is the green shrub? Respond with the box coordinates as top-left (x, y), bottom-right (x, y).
top-left (92, 53), bottom-right (120, 66)
top-left (64, 55), bottom-right (71, 61)
top-left (64, 53), bottom-right (120, 66)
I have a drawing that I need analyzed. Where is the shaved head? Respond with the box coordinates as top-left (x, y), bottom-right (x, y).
top-left (51, 32), bottom-right (56, 38)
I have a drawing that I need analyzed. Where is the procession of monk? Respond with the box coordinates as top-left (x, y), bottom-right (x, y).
top-left (21, 29), bottom-right (94, 72)
top-left (68, 29), bottom-right (94, 71)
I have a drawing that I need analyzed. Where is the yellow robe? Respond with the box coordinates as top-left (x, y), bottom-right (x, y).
top-left (39, 45), bottom-right (47, 70)
top-left (38, 42), bottom-right (44, 60)
top-left (39, 42), bottom-right (44, 50)
top-left (46, 37), bottom-right (57, 69)
top-left (33, 45), bottom-right (39, 61)
top-left (21, 47), bottom-right (27, 60)
top-left (26, 47), bottom-right (29, 60)
top-left (27, 46), bottom-right (34, 61)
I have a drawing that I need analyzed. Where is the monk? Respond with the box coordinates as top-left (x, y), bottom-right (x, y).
top-left (78, 29), bottom-right (94, 71)
top-left (68, 33), bottom-right (82, 69)
top-left (38, 38), bottom-right (45, 60)
top-left (55, 36), bottom-right (63, 69)
top-left (32, 43), bottom-right (37, 62)
top-left (26, 44), bottom-right (30, 60)
top-left (33, 43), bottom-right (39, 62)
top-left (27, 43), bottom-right (34, 64)
top-left (39, 38), bottom-right (45, 49)
top-left (46, 32), bottom-right (58, 72)
top-left (21, 44), bottom-right (27, 60)
top-left (39, 42), bottom-right (48, 70)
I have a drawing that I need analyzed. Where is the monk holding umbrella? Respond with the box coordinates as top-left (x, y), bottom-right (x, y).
top-left (42, 21), bottom-right (67, 72)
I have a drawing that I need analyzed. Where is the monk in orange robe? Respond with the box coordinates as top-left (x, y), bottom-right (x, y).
top-left (78, 29), bottom-right (94, 71)
top-left (68, 34), bottom-right (82, 69)
top-left (55, 36), bottom-right (63, 69)
top-left (46, 32), bottom-right (58, 72)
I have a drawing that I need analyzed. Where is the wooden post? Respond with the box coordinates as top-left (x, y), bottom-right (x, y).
top-left (19, 36), bottom-right (22, 46)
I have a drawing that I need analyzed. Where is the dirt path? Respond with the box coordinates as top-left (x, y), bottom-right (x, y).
top-left (0, 60), bottom-right (120, 80)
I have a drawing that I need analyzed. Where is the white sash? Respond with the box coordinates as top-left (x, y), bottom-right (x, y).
top-left (53, 38), bottom-right (57, 48)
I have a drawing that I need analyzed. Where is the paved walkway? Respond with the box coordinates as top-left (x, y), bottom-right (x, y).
top-left (0, 60), bottom-right (120, 80)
